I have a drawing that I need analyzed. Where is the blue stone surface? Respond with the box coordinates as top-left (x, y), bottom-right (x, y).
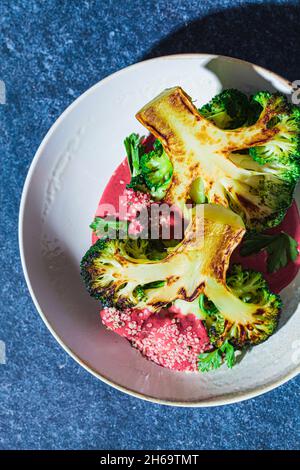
top-left (0, 0), bottom-right (299, 450)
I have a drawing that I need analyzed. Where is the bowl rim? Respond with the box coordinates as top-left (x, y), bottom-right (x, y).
top-left (19, 53), bottom-right (300, 407)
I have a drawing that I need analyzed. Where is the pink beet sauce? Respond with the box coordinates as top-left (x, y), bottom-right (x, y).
top-left (231, 203), bottom-right (300, 293)
top-left (93, 140), bottom-right (300, 371)
top-left (101, 307), bottom-right (210, 371)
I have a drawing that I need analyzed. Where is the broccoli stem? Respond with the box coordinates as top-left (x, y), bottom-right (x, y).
top-left (205, 277), bottom-right (260, 325)
top-left (189, 177), bottom-right (207, 204)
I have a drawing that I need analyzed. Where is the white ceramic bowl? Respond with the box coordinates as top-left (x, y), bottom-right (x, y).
top-left (19, 54), bottom-right (300, 406)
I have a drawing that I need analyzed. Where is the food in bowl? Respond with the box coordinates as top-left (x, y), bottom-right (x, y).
top-left (80, 87), bottom-right (300, 373)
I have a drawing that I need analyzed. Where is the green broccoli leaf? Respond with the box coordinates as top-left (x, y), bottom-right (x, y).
top-left (124, 133), bottom-right (144, 176)
top-left (90, 217), bottom-right (129, 239)
top-left (240, 233), bottom-right (275, 255)
top-left (198, 348), bottom-right (222, 372)
top-left (220, 340), bottom-right (236, 369)
top-left (126, 174), bottom-right (149, 193)
top-left (240, 232), bottom-right (298, 273)
top-left (142, 280), bottom-right (166, 289)
top-left (198, 340), bottom-right (236, 372)
top-left (266, 233), bottom-right (298, 273)
top-left (153, 138), bottom-right (163, 152)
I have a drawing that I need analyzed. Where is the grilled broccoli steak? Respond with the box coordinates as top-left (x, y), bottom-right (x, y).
top-left (82, 204), bottom-right (281, 348)
top-left (136, 87), bottom-right (300, 231)
top-left (81, 204), bottom-right (245, 310)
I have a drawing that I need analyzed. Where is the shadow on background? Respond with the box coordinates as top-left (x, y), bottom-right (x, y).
top-left (142, 3), bottom-right (300, 81)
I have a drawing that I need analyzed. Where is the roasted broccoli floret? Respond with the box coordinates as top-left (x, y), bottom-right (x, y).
top-left (124, 135), bottom-right (173, 200)
top-left (80, 237), bottom-right (165, 307)
top-left (207, 265), bottom-right (281, 348)
top-left (140, 140), bottom-right (173, 199)
top-left (199, 89), bottom-right (250, 129)
top-left (82, 205), bottom-right (281, 348)
top-left (114, 237), bottom-right (168, 261)
top-left (136, 87), bottom-right (300, 231)
top-left (175, 264), bottom-right (281, 350)
top-left (248, 92), bottom-right (300, 182)
top-left (124, 133), bottom-right (145, 177)
top-left (126, 174), bottom-right (149, 193)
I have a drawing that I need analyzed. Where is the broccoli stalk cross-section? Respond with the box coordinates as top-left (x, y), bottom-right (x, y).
top-left (136, 87), bottom-right (300, 231)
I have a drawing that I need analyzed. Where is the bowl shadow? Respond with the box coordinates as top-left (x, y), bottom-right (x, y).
top-left (140, 2), bottom-right (300, 331)
top-left (142, 3), bottom-right (300, 82)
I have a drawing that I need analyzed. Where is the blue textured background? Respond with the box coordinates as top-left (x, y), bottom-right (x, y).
top-left (1, 0), bottom-right (299, 450)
